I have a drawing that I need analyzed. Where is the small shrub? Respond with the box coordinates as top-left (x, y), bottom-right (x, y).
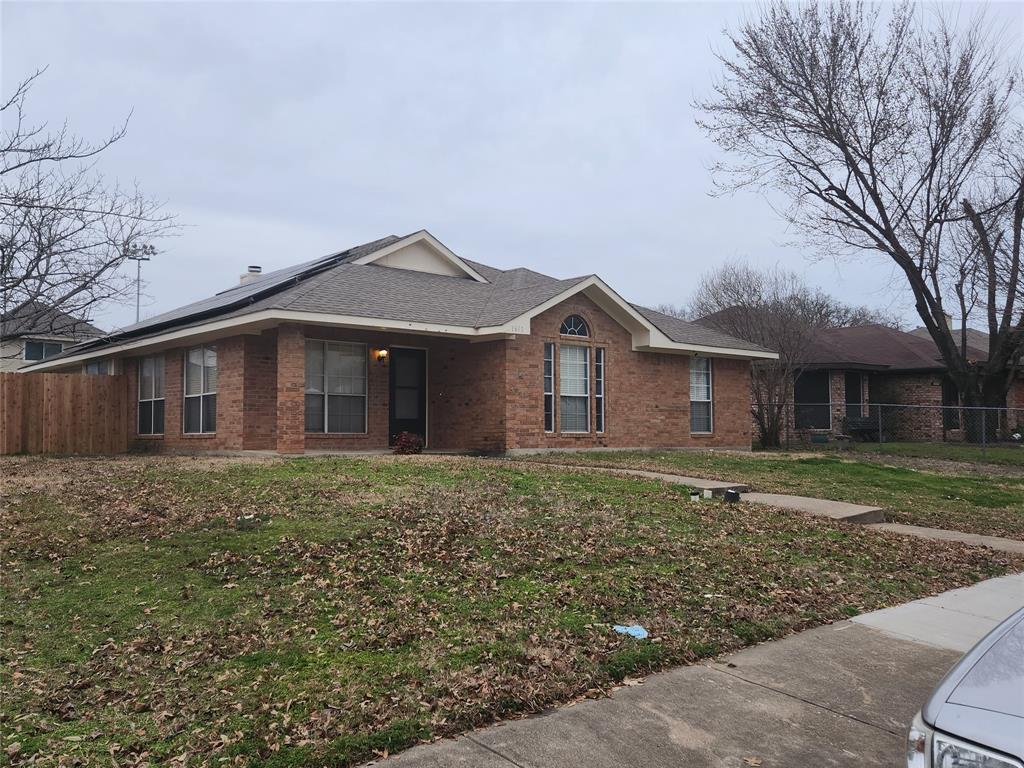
top-left (392, 432), bottom-right (424, 455)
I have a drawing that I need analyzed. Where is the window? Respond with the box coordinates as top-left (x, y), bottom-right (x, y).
top-left (23, 341), bottom-right (63, 361)
top-left (595, 347), bottom-right (605, 433)
top-left (793, 370), bottom-right (830, 430)
top-left (690, 357), bottom-right (713, 433)
top-left (184, 344), bottom-right (217, 433)
top-left (138, 355), bottom-right (165, 435)
top-left (560, 344), bottom-right (589, 432)
top-left (559, 315), bottom-right (589, 337)
top-left (543, 342), bottom-right (555, 432)
top-left (844, 371), bottom-right (864, 421)
top-left (305, 340), bottom-right (367, 433)
top-left (84, 360), bottom-right (111, 375)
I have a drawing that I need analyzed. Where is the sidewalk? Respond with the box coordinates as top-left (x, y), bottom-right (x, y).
top-left (519, 460), bottom-right (1024, 554)
top-left (378, 573), bottom-right (1024, 768)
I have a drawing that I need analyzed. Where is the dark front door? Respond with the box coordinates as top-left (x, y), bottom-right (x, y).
top-left (389, 347), bottom-right (427, 445)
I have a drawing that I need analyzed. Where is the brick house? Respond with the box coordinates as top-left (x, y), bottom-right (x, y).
top-left (24, 231), bottom-right (776, 454)
top-left (791, 324), bottom-right (1024, 441)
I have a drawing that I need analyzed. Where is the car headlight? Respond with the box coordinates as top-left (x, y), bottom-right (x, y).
top-left (933, 734), bottom-right (1023, 768)
top-left (907, 711), bottom-right (932, 768)
top-left (907, 711), bottom-right (1023, 768)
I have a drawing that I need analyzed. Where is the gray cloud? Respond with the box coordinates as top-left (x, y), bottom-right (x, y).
top-left (4, 1), bottom-right (1017, 331)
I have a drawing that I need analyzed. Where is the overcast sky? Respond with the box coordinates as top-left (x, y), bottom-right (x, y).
top-left (3, 1), bottom-right (1021, 332)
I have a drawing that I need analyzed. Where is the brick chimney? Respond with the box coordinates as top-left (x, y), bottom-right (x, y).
top-left (239, 265), bottom-right (262, 285)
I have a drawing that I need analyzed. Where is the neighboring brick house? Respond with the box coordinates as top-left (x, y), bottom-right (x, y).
top-left (0, 301), bottom-right (104, 372)
top-left (23, 230), bottom-right (776, 454)
top-left (791, 324), bottom-right (1024, 441)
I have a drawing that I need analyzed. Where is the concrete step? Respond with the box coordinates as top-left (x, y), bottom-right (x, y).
top-left (741, 492), bottom-right (885, 524)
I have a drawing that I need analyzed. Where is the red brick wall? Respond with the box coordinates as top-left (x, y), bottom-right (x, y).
top-left (243, 332), bottom-right (278, 450)
top-left (871, 372), bottom-right (946, 440)
top-left (429, 339), bottom-right (507, 452)
top-left (276, 324), bottom-right (306, 454)
top-left (1010, 378), bottom-right (1024, 410)
top-left (504, 295), bottom-right (752, 450)
top-left (127, 340), bottom-right (247, 452)
top-left (119, 297), bottom-right (753, 453)
top-left (290, 325), bottom-right (508, 452)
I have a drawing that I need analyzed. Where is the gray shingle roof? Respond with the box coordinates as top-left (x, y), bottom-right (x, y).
top-left (635, 305), bottom-right (773, 353)
top-left (801, 324), bottom-right (987, 370)
top-left (36, 233), bottom-right (771, 360)
top-left (111, 235), bottom-right (402, 335)
top-left (0, 301), bottom-right (104, 340)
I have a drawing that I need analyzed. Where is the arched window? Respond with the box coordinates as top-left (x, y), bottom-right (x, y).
top-left (560, 315), bottom-right (589, 337)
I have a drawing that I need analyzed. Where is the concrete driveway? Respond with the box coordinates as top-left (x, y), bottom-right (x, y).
top-left (379, 573), bottom-right (1024, 768)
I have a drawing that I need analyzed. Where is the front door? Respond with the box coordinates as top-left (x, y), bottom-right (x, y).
top-left (389, 347), bottom-right (427, 445)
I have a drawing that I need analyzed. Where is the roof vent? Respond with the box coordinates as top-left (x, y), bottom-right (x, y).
top-left (239, 265), bottom-right (262, 285)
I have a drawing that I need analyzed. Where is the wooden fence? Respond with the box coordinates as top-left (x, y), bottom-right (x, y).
top-left (0, 373), bottom-right (128, 455)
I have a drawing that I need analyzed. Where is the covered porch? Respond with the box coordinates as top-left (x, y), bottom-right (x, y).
top-left (262, 323), bottom-right (510, 454)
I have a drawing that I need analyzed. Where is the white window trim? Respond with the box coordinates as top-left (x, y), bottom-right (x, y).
top-left (183, 344), bottom-right (217, 434)
top-left (690, 357), bottom-right (714, 435)
top-left (543, 342), bottom-right (555, 433)
top-left (559, 314), bottom-right (590, 338)
top-left (595, 347), bottom-right (605, 434)
top-left (304, 339), bottom-right (369, 435)
top-left (138, 354), bottom-right (165, 435)
top-left (560, 344), bottom-right (590, 434)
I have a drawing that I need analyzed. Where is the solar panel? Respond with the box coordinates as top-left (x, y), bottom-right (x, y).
top-left (109, 236), bottom-right (399, 335)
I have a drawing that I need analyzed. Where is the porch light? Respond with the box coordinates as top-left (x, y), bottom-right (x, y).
top-left (376, 348), bottom-right (389, 364)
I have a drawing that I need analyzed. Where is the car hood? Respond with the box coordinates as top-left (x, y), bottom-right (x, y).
top-left (948, 618), bottom-right (1024, 718)
top-left (925, 610), bottom-right (1024, 760)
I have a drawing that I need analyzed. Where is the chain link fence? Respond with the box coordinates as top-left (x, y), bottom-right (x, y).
top-left (755, 401), bottom-right (1024, 455)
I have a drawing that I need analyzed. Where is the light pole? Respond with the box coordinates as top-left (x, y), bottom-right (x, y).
top-left (126, 245), bottom-right (155, 323)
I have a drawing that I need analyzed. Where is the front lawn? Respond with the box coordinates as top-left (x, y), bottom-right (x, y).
top-left (1, 456), bottom-right (1019, 767)
top-left (522, 451), bottom-right (1024, 540)
top-left (814, 440), bottom-right (1024, 468)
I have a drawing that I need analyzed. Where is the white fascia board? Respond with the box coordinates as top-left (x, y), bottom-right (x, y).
top-left (351, 230), bottom-right (490, 284)
top-left (634, 343), bottom-right (779, 360)
top-left (483, 275), bottom-right (777, 359)
top-left (477, 276), bottom-right (650, 338)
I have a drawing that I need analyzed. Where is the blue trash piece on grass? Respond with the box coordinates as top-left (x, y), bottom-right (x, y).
top-left (613, 624), bottom-right (649, 640)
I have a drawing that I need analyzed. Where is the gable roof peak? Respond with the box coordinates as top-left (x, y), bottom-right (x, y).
top-left (349, 230), bottom-right (489, 283)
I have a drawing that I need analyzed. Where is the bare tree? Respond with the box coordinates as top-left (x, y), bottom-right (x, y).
top-left (697, 1), bottom-right (1023, 438)
top-left (692, 262), bottom-right (895, 447)
top-left (652, 302), bottom-right (690, 319)
top-left (0, 69), bottom-right (175, 348)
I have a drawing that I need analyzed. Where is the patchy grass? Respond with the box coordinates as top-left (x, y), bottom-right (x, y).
top-left (812, 440), bottom-right (1024, 468)
top-left (1, 455), bottom-right (1020, 767)
top-left (523, 451), bottom-right (1024, 540)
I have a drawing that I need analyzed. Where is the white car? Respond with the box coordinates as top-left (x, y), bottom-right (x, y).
top-left (907, 606), bottom-right (1024, 767)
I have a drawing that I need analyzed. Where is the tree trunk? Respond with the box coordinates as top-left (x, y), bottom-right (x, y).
top-left (960, 374), bottom-right (1008, 443)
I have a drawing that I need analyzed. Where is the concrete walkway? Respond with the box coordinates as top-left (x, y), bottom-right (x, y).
top-left (866, 522), bottom-right (1024, 555)
top-left (533, 462), bottom-right (750, 495)
top-left (852, 571), bottom-right (1024, 651)
top-left (527, 461), bottom-right (886, 524)
top-left (378, 574), bottom-right (1024, 768)
top-left (525, 461), bottom-right (1024, 553)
